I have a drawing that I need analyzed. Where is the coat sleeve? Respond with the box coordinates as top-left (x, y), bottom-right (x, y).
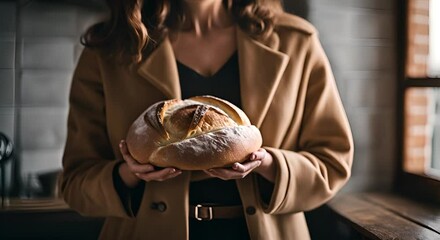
top-left (59, 48), bottom-right (134, 218)
top-left (262, 32), bottom-right (354, 214)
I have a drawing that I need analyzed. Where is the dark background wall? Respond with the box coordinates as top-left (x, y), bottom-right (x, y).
top-left (0, 0), bottom-right (397, 239)
top-left (286, 0), bottom-right (397, 193)
top-left (0, 0), bottom-right (397, 197)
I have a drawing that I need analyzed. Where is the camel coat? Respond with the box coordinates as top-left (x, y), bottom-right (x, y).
top-left (60, 13), bottom-right (353, 240)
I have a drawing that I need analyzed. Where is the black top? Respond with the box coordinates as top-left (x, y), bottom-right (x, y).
top-left (179, 51), bottom-right (242, 108)
top-left (178, 52), bottom-right (250, 240)
top-left (178, 51), bottom-right (242, 206)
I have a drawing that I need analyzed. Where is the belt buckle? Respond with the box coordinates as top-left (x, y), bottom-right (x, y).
top-left (194, 204), bottom-right (213, 221)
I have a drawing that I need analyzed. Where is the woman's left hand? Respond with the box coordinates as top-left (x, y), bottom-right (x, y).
top-left (203, 148), bottom-right (276, 182)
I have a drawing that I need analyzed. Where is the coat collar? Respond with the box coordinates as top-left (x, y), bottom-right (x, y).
top-left (137, 27), bottom-right (289, 127)
top-left (137, 38), bottom-right (181, 100)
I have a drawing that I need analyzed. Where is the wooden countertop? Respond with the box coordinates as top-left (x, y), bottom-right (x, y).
top-left (2, 193), bottom-right (439, 239)
top-left (1, 198), bottom-right (70, 212)
top-left (0, 198), bottom-right (104, 239)
top-left (327, 192), bottom-right (440, 240)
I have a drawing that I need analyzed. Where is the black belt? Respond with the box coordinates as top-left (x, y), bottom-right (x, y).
top-left (189, 204), bottom-right (244, 221)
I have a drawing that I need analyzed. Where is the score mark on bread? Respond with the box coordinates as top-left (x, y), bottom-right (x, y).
top-left (126, 95), bottom-right (263, 170)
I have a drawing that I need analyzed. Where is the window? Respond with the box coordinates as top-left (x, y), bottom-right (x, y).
top-left (398, 0), bottom-right (440, 202)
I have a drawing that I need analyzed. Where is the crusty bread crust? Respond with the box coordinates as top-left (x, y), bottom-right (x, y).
top-left (126, 95), bottom-right (263, 170)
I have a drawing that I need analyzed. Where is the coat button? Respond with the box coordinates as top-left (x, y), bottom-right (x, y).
top-left (151, 202), bottom-right (167, 212)
top-left (246, 206), bottom-right (256, 215)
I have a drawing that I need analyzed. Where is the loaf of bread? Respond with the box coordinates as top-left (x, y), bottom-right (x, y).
top-left (125, 95), bottom-right (263, 170)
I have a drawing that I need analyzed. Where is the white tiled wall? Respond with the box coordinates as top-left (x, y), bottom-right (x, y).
top-left (0, 1), bottom-right (16, 194)
top-left (21, 70), bottom-right (72, 107)
top-left (0, 1), bottom-right (106, 196)
top-left (0, 38), bottom-right (15, 68)
top-left (0, 69), bottom-right (14, 107)
top-left (0, 1), bottom-right (397, 194)
top-left (0, 1), bottom-right (16, 137)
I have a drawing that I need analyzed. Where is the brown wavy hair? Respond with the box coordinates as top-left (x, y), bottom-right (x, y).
top-left (81, 0), bottom-right (282, 63)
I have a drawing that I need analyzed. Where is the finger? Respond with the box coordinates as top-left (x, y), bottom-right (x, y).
top-left (203, 169), bottom-right (229, 181)
top-left (129, 163), bottom-right (155, 175)
top-left (147, 168), bottom-right (182, 181)
top-left (250, 148), bottom-right (267, 161)
top-left (137, 168), bottom-right (182, 182)
top-left (232, 161), bottom-right (261, 173)
top-left (119, 140), bottom-right (155, 173)
top-left (119, 140), bottom-right (136, 164)
top-left (208, 168), bottom-right (247, 180)
top-left (118, 140), bottom-right (130, 159)
top-left (207, 162), bottom-right (259, 180)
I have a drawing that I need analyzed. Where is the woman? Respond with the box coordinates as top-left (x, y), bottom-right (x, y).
top-left (60, 0), bottom-right (354, 239)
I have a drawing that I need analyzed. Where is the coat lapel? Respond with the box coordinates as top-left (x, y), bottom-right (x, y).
top-left (137, 28), bottom-right (290, 128)
top-left (237, 28), bottom-right (289, 128)
top-left (137, 38), bottom-right (181, 99)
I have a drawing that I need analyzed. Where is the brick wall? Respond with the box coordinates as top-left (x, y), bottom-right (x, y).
top-left (404, 0), bottom-right (431, 174)
top-left (404, 88), bottom-right (431, 173)
top-left (406, 0), bottom-right (429, 77)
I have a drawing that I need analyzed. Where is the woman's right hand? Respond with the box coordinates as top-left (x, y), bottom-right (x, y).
top-left (118, 140), bottom-right (182, 188)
